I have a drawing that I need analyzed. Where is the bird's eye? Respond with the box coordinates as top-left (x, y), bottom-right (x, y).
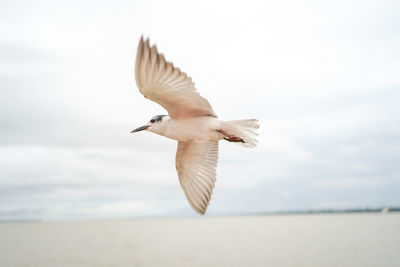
top-left (150, 119), bottom-right (155, 123)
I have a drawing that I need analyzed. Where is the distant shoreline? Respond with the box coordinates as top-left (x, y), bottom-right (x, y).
top-left (257, 206), bottom-right (400, 216)
top-left (1, 206), bottom-right (399, 223)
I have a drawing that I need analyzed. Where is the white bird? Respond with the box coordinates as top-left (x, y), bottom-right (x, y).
top-left (132, 37), bottom-right (259, 214)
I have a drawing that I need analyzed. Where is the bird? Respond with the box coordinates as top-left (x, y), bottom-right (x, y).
top-left (132, 36), bottom-right (259, 214)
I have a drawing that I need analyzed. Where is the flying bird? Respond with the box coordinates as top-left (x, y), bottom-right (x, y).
top-left (132, 37), bottom-right (259, 214)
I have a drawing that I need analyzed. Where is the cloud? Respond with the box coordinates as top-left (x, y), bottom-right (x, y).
top-left (0, 145), bottom-right (188, 220)
top-left (0, 0), bottom-right (399, 220)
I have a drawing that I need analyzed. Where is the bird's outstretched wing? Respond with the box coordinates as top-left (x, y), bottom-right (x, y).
top-left (135, 37), bottom-right (217, 120)
top-left (175, 141), bottom-right (219, 214)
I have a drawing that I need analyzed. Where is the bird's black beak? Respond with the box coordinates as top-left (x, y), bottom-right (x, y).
top-left (131, 125), bottom-right (149, 133)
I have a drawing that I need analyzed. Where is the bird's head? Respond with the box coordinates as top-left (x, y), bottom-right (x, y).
top-left (131, 115), bottom-right (169, 134)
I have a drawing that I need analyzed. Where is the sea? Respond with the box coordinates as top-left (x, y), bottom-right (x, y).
top-left (1, 213), bottom-right (399, 267)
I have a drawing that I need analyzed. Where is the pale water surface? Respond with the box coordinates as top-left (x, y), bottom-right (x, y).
top-left (1, 213), bottom-right (399, 267)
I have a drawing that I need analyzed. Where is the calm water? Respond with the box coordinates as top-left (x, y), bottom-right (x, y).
top-left (1, 213), bottom-right (399, 267)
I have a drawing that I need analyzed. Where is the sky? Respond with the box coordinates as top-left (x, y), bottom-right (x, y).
top-left (0, 0), bottom-right (399, 220)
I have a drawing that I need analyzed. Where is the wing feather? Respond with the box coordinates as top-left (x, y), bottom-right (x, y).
top-left (135, 37), bottom-right (217, 119)
top-left (175, 141), bottom-right (219, 214)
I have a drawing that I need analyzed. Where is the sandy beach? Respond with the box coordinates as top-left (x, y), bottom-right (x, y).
top-left (0, 213), bottom-right (399, 267)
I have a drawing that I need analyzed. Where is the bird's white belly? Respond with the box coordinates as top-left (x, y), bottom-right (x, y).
top-left (165, 117), bottom-right (222, 142)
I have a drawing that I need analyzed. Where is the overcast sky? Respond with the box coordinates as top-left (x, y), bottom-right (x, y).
top-left (1, 0), bottom-right (399, 220)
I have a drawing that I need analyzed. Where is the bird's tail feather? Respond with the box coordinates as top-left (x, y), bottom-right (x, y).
top-left (221, 119), bottom-right (260, 148)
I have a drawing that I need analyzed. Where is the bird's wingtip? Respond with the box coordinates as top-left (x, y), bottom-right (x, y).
top-left (196, 208), bottom-right (206, 215)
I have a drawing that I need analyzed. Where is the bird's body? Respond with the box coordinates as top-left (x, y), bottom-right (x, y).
top-left (132, 37), bottom-right (259, 214)
top-left (149, 115), bottom-right (222, 142)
